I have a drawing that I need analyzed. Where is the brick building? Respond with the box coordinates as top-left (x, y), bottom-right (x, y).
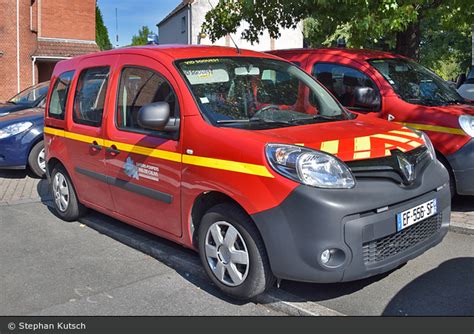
top-left (0, 0), bottom-right (99, 101)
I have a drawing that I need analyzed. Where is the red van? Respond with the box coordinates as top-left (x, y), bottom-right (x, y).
top-left (270, 48), bottom-right (474, 196)
top-left (44, 45), bottom-right (450, 299)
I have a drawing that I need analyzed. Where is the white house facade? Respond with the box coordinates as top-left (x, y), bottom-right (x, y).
top-left (157, 0), bottom-right (303, 51)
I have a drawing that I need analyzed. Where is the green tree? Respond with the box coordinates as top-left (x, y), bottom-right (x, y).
top-left (203, 0), bottom-right (473, 60)
top-left (96, 5), bottom-right (112, 51)
top-left (131, 26), bottom-right (152, 46)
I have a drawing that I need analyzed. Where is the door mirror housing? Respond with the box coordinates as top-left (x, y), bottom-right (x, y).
top-left (353, 87), bottom-right (380, 112)
top-left (137, 102), bottom-right (180, 132)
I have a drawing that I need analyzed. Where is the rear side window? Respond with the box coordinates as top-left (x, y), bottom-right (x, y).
top-left (73, 67), bottom-right (110, 127)
top-left (48, 71), bottom-right (74, 120)
top-left (116, 67), bottom-right (178, 134)
top-left (312, 63), bottom-right (380, 111)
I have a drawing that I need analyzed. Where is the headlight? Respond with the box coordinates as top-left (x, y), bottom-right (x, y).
top-left (459, 115), bottom-right (474, 137)
top-left (265, 144), bottom-right (355, 189)
top-left (0, 122), bottom-right (33, 139)
top-left (407, 127), bottom-right (436, 160)
top-left (420, 131), bottom-right (436, 160)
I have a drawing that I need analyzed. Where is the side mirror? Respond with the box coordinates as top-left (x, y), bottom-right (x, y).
top-left (456, 73), bottom-right (466, 88)
top-left (353, 87), bottom-right (380, 111)
top-left (137, 102), bottom-right (179, 132)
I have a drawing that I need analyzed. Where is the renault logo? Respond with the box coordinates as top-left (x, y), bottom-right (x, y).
top-left (397, 154), bottom-right (415, 183)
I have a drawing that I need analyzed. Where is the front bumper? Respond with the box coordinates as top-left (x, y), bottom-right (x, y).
top-left (447, 139), bottom-right (474, 195)
top-left (252, 160), bottom-right (450, 283)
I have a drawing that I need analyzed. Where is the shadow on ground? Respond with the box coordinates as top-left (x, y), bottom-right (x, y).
top-left (383, 257), bottom-right (474, 316)
top-left (452, 195), bottom-right (474, 212)
top-left (0, 168), bottom-right (41, 179)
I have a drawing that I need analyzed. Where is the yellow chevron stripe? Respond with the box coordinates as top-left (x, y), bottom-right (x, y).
top-left (398, 122), bottom-right (466, 136)
top-left (320, 140), bottom-right (339, 154)
top-left (389, 130), bottom-right (420, 138)
top-left (44, 127), bottom-right (273, 178)
top-left (407, 141), bottom-right (422, 148)
top-left (371, 133), bottom-right (410, 143)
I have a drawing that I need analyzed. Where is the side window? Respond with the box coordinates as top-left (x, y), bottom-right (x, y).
top-left (73, 67), bottom-right (110, 127)
top-left (116, 67), bottom-right (178, 134)
top-left (48, 71), bottom-right (74, 119)
top-left (312, 63), bottom-right (381, 111)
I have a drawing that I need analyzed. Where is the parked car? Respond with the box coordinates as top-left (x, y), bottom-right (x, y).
top-left (0, 107), bottom-right (46, 177)
top-left (457, 66), bottom-right (474, 101)
top-left (270, 48), bottom-right (474, 196)
top-left (44, 46), bottom-right (450, 300)
top-left (0, 81), bottom-right (49, 114)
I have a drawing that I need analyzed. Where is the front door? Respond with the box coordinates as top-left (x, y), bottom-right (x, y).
top-left (104, 55), bottom-right (182, 237)
top-left (67, 58), bottom-right (116, 210)
top-left (308, 59), bottom-right (384, 117)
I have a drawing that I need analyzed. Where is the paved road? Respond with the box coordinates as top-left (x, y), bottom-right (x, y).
top-left (0, 201), bottom-right (282, 316)
top-left (0, 171), bottom-right (473, 316)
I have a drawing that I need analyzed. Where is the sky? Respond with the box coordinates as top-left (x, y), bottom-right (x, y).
top-left (97, 0), bottom-right (182, 47)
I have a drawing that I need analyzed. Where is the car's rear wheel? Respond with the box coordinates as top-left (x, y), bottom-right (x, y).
top-left (198, 203), bottom-right (275, 300)
top-left (50, 165), bottom-right (87, 221)
top-left (28, 141), bottom-right (46, 178)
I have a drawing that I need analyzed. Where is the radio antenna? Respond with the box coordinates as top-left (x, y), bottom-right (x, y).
top-left (207, 0), bottom-right (240, 54)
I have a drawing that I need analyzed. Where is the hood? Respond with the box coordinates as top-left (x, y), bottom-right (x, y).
top-left (0, 102), bottom-right (34, 114)
top-left (0, 107), bottom-right (44, 127)
top-left (247, 115), bottom-right (425, 162)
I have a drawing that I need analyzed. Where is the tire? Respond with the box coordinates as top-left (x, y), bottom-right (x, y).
top-left (198, 203), bottom-right (275, 300)
top-left (28, 141), bottom-right (46, 178)
top-left (50, 164), bottom-right (87, 221)
top-left (437, 155), bottom-right (456, 198)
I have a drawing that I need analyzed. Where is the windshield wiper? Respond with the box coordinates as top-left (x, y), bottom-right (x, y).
top-left (216, 118), bottom-right (290, 125)
top-left (288, 114), bottom-right (346, 123)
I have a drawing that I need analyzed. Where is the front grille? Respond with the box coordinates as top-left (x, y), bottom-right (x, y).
top-left (362, 213), bottom-right (442, 265)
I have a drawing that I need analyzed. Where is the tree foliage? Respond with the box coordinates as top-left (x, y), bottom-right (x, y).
top-left (96, 5), bottom-right (112, 51)
top-left (131, 26), bottom-right (153, 46)
top-left (203, 0), bottom-right (473, 75)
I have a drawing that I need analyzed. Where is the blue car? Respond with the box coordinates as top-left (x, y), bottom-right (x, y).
top-left (0, 107), bottom-right (45, 177)
top-left (0, 81), bottom-right (49, 114)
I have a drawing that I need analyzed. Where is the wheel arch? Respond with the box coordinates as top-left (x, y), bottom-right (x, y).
top-left (189, 191), bottom-right (261, 249)
top-left (435, 149), bottom-right (456, 194)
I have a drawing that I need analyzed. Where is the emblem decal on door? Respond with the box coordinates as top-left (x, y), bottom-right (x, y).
top-left (123, 157), bottom-right (160, 182)
top-left (124, 157), bottom-right (139, 180)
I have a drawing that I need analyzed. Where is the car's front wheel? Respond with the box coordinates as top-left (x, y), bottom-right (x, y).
top-left (198, 203), bottom-right (275, 300)
top-left (28, 141), bottom-right (46, 178)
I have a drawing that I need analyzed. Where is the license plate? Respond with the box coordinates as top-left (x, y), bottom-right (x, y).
top-left (397, 199), bottom-right (437, 232)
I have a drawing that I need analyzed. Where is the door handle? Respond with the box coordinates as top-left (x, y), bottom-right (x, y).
top-left (90, 141), bottom-right (102, 152)
top-left (106, 145), bottom-right (120, 156)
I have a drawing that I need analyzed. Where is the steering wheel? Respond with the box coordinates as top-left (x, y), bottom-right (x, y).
top-left (251, 104), bottom-right (280, 120)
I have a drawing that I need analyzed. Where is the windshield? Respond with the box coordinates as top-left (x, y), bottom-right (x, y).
top-left (368, 58), bottom-right (465, 106)
top-left (176, 57), bottom-right (351, 130)
top-left (8, 82), bottom-right (49, 105)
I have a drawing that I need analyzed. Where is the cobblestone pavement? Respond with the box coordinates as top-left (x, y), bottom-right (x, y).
top-left (0, 170), bottom-right (50, 206)
top-left (0, 170), bottom-right (472, 232)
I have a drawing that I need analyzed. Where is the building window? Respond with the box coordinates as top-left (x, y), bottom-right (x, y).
top-left (73, 67), bottom-right (110, 127)
top-left (181, 16), bottom-right (186, 33)
top-left (48, 71), bottom-right (74, 120)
